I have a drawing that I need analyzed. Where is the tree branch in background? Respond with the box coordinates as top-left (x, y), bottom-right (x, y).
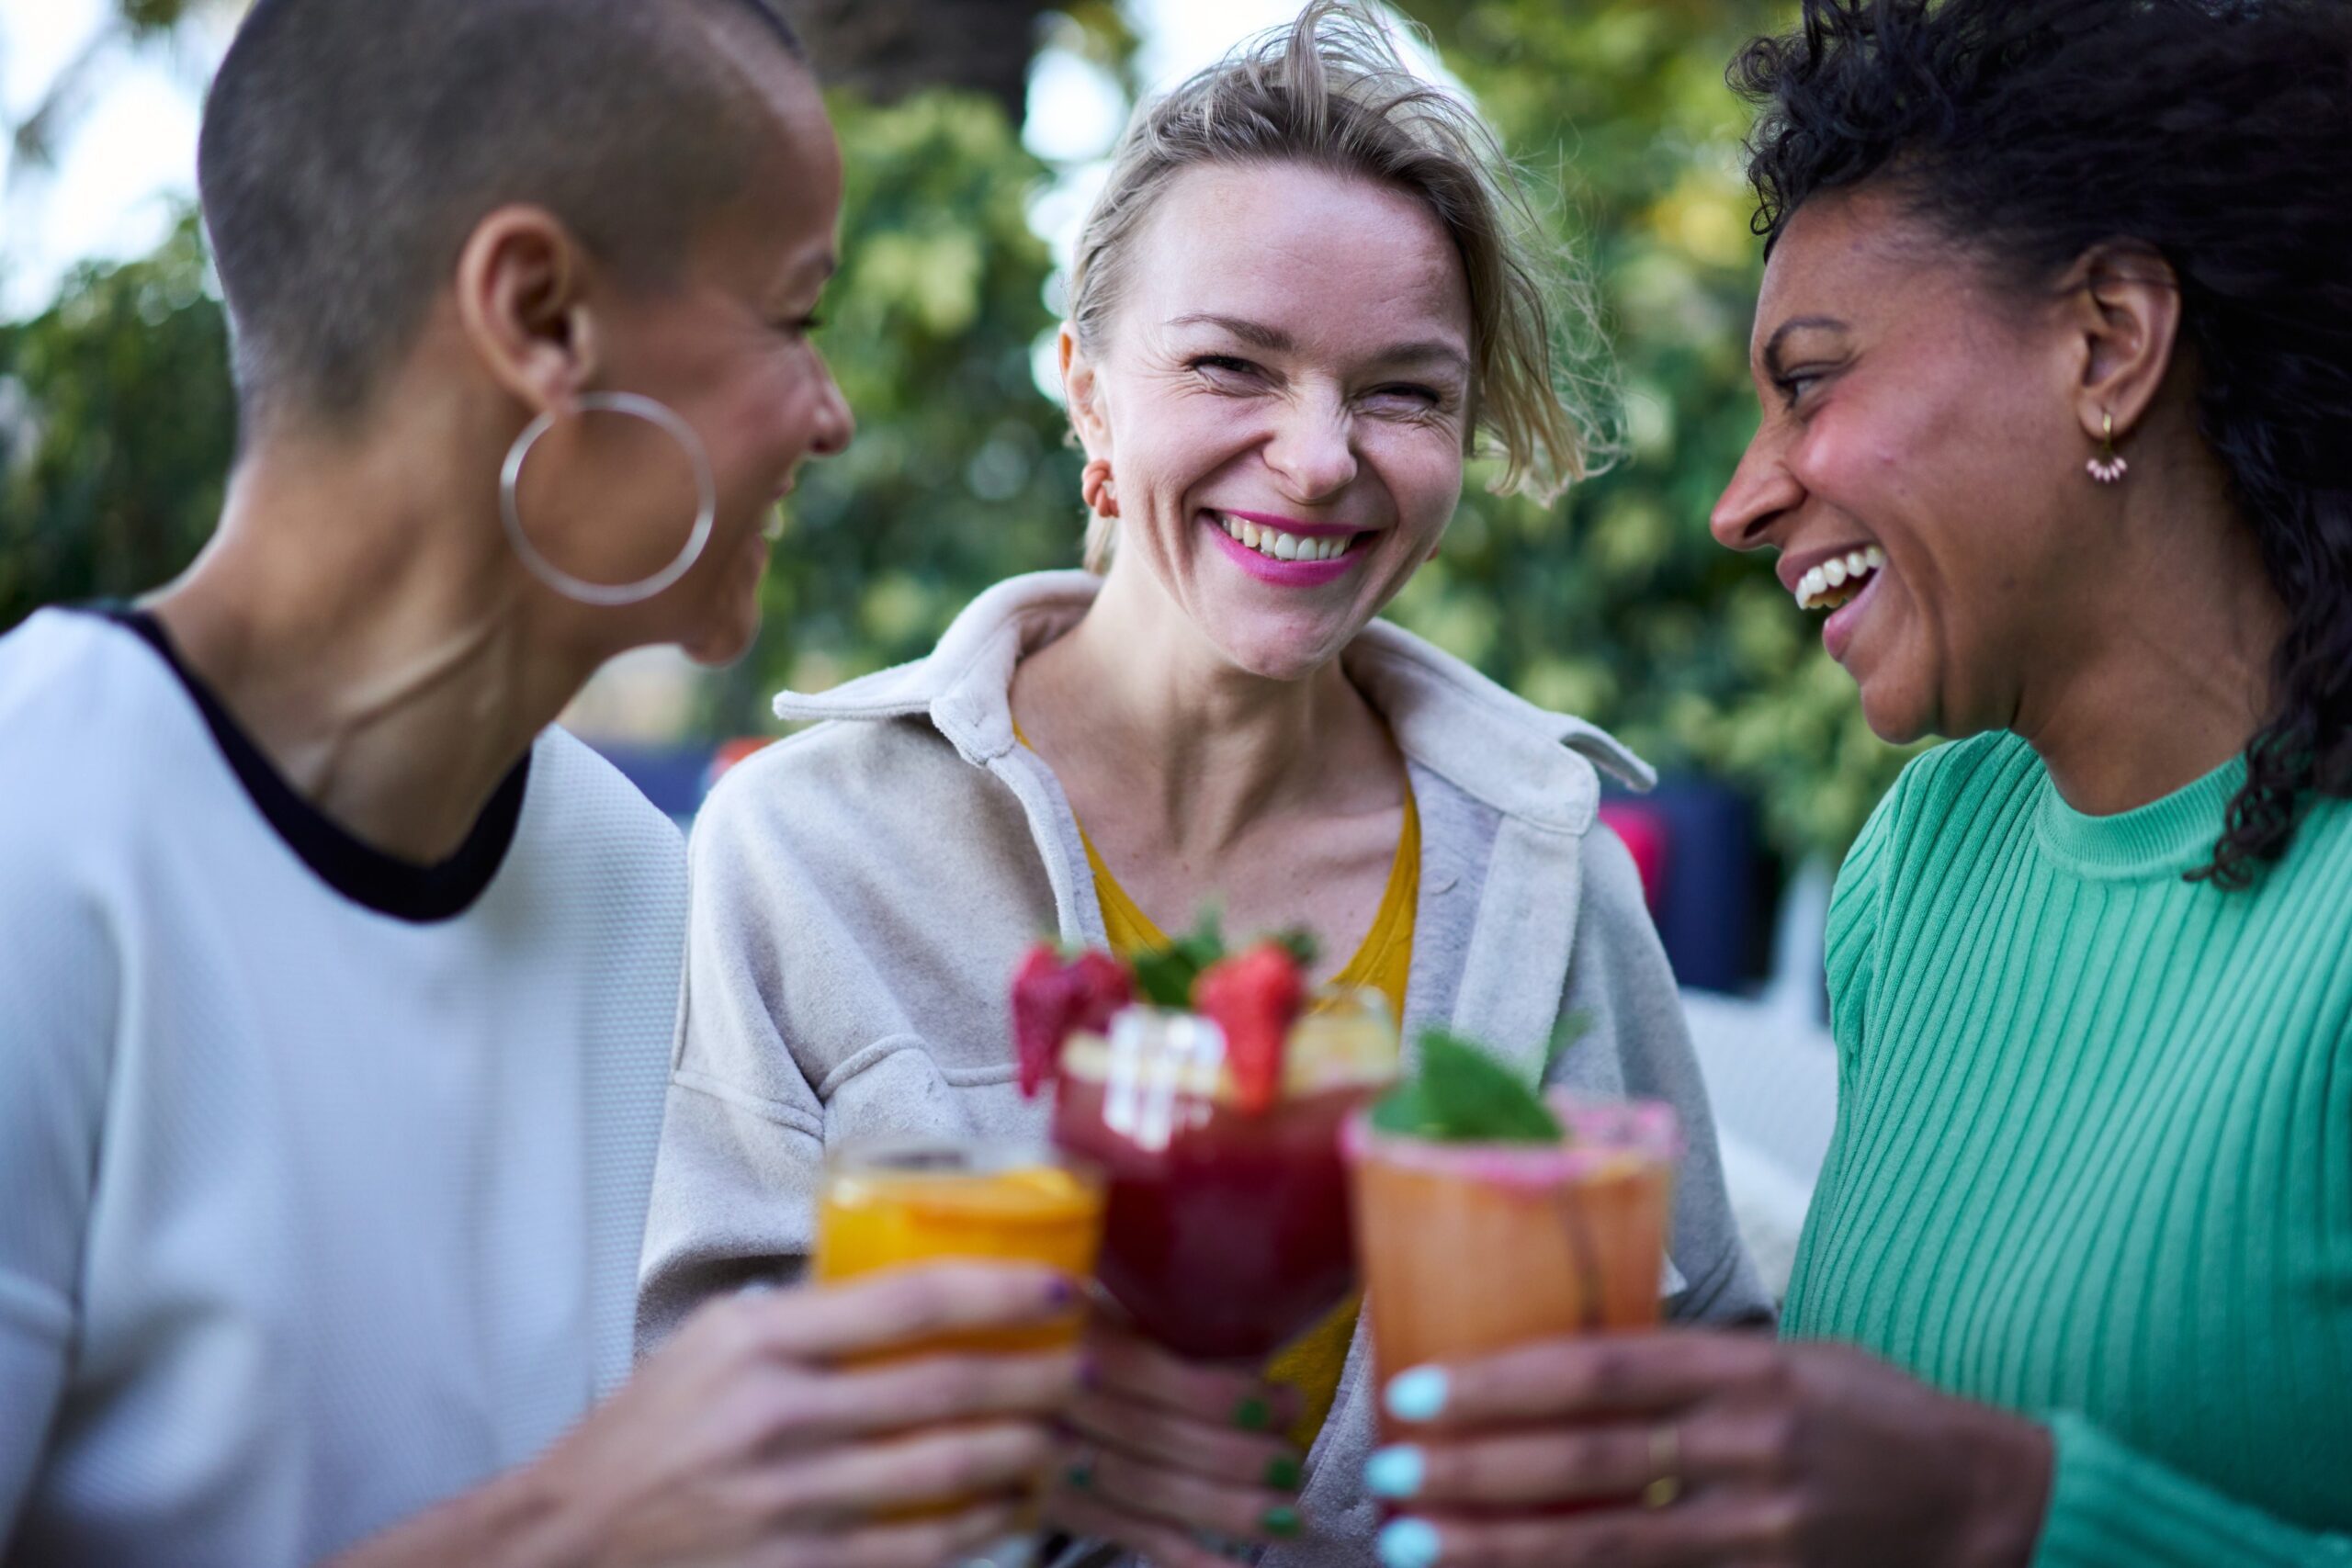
top-left (6, 0), bottom-right (233, 186)
top-left (775, 0), bottom-right (1061, 118)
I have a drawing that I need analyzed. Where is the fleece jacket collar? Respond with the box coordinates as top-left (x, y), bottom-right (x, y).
top-left (773, 570), bottom-right (1653, 836)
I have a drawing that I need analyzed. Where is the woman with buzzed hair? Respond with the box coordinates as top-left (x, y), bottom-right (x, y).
top-left (641, 5), bottom-right (1768, 1564)
top-left (0, 1), bottom-right (1081, 1565)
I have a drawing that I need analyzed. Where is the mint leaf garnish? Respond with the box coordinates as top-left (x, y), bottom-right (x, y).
top-left (1369, 1030), bottom-right (1565, 1143)
top-left (1130, 909), bottom-right (1227, 1009)
top-left (1268, 927), bottom-right (1320, 969)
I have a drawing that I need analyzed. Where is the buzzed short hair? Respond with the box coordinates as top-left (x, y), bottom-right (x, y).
top-left (197, 0), bottom-right (807, 429)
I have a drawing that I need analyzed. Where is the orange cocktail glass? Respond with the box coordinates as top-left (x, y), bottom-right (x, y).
top-left (813, 1136), bottom-right (1104, 1568)
top-left (1346, 1096), bottom-right (1680, 1510)
top-left (813, 1134), bottom-right (1104, 1350)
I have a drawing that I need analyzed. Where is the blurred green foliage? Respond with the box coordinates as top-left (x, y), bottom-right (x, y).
top-left (1384, 0), bottom-right (1920, 858)
top-left (0, 216), bottom-right (232, 626)
top-left (714, 89), bottom-right (1084, 730)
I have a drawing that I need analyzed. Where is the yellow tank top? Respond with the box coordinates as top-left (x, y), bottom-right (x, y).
top-left (1028, 727), bottom-right (1418, 1450)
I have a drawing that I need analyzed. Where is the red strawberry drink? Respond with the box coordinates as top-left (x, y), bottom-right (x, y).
top-left (1012, 939), bottom-right (1397, 1362)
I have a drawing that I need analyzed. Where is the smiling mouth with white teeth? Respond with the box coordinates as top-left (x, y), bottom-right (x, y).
top-left (1213, 512), bottom-right (1363, 563)
top-left (1796, 546), bottom-right (1886, 612)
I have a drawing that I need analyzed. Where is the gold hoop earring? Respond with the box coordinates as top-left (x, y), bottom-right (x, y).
top-left (1080, 457), bottom-right (1119, 519)
top-left (2087, 410), bottom-right (2128, 484)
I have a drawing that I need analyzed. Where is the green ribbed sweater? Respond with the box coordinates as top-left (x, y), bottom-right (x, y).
top-left (1783, 731), bottom-right (2352, 1565)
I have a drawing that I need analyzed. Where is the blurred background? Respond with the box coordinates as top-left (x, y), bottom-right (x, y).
top-left (2, 0), bottom-right (1855, 1286)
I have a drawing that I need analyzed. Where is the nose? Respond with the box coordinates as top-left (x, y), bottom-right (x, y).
top-left (1709, 422), bottom-right (1803, 554)
top-left (808, 353), bottom-right (854, 459)
top-left (1262, 396), bottom-right (1357, 503)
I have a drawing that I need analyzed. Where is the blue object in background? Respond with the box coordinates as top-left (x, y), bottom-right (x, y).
top-left (1602, 779), bottom-right (1760, 995)
top-left (588, 742), bottom-right (711, 826)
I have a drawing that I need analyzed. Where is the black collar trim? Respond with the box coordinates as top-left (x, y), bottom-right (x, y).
top-left (91, 604), bottom-right (531, 923)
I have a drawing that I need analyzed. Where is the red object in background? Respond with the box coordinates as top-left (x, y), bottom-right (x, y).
top-left (704, 737), bottom-right (775, 796)
top-left (1597, 802), bottom-right (1671, 916)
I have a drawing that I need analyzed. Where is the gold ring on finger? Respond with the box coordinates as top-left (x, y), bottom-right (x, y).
top-left (1641, 1423), bottom-right (1682, 1510)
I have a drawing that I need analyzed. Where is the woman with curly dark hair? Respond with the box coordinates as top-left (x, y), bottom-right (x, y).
top-left (1342, 3), bottom-right (2352, 1564)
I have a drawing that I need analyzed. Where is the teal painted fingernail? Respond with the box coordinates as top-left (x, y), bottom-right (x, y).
top-left (1377, 1517), bottom-right (1442, 1568)
top-left (1193, 1529), bottom-right (1250, 1562)
top-left (1384, 1367), bottom-right (1449, 1422)
top-left (1233, 1393), bottom-right (1274, 1431)
top-left (1364, 1444), bottom-right (1425, 1498)
top-left (1261, 1505), bottom-right (1303, 1539)
top-left (1263, 1451), bottom-right (1303, 1490)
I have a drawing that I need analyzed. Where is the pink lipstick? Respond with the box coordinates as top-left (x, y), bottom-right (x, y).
top-left (1201, 511), bottom-right (1370, 588)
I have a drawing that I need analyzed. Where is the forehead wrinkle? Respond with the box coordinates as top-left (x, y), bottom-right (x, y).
top-left (1165, 247), bottom-right (1467, 348)
top-left (1151, 164), bottom-right (1465, 291)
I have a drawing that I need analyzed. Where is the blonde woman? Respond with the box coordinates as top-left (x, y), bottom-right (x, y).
top-left (640, 6), bottom-right (1770, 1563)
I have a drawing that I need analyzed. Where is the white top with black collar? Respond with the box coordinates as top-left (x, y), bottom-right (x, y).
top-left (0, 607), bottom-right (685, 1568)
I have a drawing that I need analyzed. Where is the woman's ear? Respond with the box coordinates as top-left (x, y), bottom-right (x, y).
top-left (455, 205), bottom-right (603, 418)
top-left (2064, 242), bottom-right (2184, 445)
top-left (1060, 322), bottom-right (1112, 459)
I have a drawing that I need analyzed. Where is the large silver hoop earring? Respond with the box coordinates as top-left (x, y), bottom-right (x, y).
top-left (500, 391), bottom-right (717, 607)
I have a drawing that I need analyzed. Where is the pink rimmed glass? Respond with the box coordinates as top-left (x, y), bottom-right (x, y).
top-left (1346, 1094), bottom-right (1682, 1506)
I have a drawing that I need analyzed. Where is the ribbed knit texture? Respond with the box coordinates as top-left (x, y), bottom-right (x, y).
top-left (1784, 731), bottom-right (2352, 1564)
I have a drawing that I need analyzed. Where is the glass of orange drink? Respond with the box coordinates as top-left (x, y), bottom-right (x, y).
top-left (1346, 1094), bottom-right (1680, 1515)
top-left (813, 1135), bottom-right (1104, 1567)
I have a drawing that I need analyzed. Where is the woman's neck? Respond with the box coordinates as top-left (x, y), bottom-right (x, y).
top-left (2016, 462), bottom-right (2286, 816)
top-left (1012, 558), bottom-right (1402, 857)
top-left (151, 433), bottom-right (598, 864)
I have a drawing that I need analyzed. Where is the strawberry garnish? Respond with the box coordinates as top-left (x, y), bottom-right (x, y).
top-left (1193, 942), bottom-right (1307, 1115)
top-left (1011, 943), bottom-right (1136, 1097)
top-left (1011, 944), bottom-right (1075, 1098)
top-left (1068, 951), bottom-right (1135, 1037)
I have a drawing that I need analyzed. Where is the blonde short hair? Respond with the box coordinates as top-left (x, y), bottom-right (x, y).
top-left (1067, 0), bottom-right (1591, 571)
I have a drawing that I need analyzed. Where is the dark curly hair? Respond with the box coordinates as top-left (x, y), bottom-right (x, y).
top-left (1732, 0), bottom-right (2352, 887)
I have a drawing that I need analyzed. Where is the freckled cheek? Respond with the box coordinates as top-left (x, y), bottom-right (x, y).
top-left (1365, 440), bottom-right (1462, 556)
top-left (1131, 410), bottom-right (1258, 519)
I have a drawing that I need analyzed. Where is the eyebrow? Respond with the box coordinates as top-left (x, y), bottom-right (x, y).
top-left (1168, 312), bottom-right (1295, 352)
top-left (1759, 313), bottom-right (1849, 372)
top-left (1165, 312), bottom-right (1471, 375)
top-left (771, 252), bottom-right (836, 303)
